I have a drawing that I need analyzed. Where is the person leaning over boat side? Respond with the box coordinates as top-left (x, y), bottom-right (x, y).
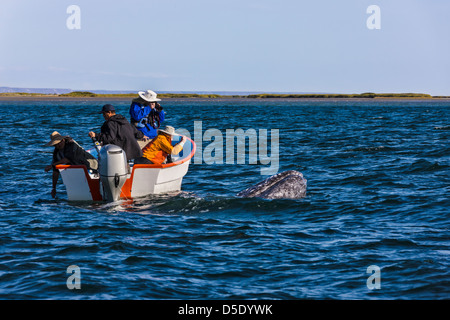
top-left (134, 126), bottom-right (186, 165)
top-left (129, 90), bottom-right (165, 148)
top-left (44, 131), bottom-right (98, 198)
top-left (88, 104), bottom-right (145, 162)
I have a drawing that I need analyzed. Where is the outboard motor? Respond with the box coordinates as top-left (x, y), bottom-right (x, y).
top-left (98, 144), bottom-right (128, 202)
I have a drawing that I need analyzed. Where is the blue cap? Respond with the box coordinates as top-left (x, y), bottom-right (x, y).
top-left (99, 104), bottom-right (115, 113)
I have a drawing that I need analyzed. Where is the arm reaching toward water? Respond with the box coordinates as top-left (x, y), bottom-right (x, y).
top-left (170, 137), bottom-right (186, 155)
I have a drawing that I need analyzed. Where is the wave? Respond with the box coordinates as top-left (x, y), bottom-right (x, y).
top-left (402, 159), bottom-right (449, 174)
top-left (434, 125), bottom-right (450, 130)
top-left (346, 145), bottom-right (393, 153)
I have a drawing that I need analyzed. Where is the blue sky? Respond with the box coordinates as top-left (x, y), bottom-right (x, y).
top-left (0, 0), bottom-right (449, 94)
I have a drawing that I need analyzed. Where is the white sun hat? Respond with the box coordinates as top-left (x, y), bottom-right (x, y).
top-left (138, 89), bottom-right (161, 102)
top-left (158, 125), bottom-right (179, 136)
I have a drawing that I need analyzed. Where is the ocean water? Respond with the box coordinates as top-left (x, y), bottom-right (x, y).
top-left (0, 98), bottom-right (448, 300)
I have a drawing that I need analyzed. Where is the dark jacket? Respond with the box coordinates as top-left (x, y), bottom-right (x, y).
top-left (53, 138), bottom-right (97, 170)
top-left (97, 114), bottom-right (144, 160)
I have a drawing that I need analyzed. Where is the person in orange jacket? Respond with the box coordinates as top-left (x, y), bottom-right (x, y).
top-left (134, 125), bottom-right (186, 165)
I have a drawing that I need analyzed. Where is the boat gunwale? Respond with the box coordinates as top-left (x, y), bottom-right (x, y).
top-left (55, 136), bottom-right (196, 171)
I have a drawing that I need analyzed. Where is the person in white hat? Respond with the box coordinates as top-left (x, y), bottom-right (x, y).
top-left (129, 90), bottom-right (165, 147)
top-left (134, 125), bottom-right (186, 165)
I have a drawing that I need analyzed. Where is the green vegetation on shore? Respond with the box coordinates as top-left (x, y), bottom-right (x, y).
top-left (0, 92), bottom-right (58, 97)
top-left (60, 91), bottom-right (98, 97)
top-left (0, 91), bottom-right (448, 99)
top-left (60, 91), bottom-right (241, 98)
top-left (246, 92), bottom-right (434, 99)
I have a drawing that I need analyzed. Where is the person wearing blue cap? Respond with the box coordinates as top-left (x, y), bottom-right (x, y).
top-left (88, 104), bottom-right (146, 161)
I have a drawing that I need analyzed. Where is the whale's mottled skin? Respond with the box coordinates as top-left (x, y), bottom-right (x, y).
top-left (237, 170), bottom-right (307, 199)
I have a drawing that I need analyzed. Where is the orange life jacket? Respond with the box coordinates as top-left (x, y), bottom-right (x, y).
top-left (142, 134), bottom-right (173, 165)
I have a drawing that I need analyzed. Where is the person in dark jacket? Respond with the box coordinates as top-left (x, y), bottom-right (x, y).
top-left (44, 131), bottom-right (98, 198)
top-left (88, 104), bottom-right (145, 161)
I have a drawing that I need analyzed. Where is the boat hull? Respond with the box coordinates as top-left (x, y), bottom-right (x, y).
top-left (56, 136), bottom-right (195, 201)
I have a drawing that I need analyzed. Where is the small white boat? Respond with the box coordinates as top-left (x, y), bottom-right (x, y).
top-left (55, 136), bottom-right (196, 202)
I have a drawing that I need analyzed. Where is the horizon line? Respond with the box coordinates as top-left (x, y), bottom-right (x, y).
top-left (0, 86), bottom-right (446, 96)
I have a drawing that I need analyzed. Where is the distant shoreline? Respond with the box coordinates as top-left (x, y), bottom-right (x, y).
top-left (1, 98), bottom-right (449, 104)
top-left (0, 91), bottom-right (449, 101)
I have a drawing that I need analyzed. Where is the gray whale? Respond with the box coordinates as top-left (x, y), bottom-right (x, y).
top-left (237, 170), bottom-right (307, 199)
